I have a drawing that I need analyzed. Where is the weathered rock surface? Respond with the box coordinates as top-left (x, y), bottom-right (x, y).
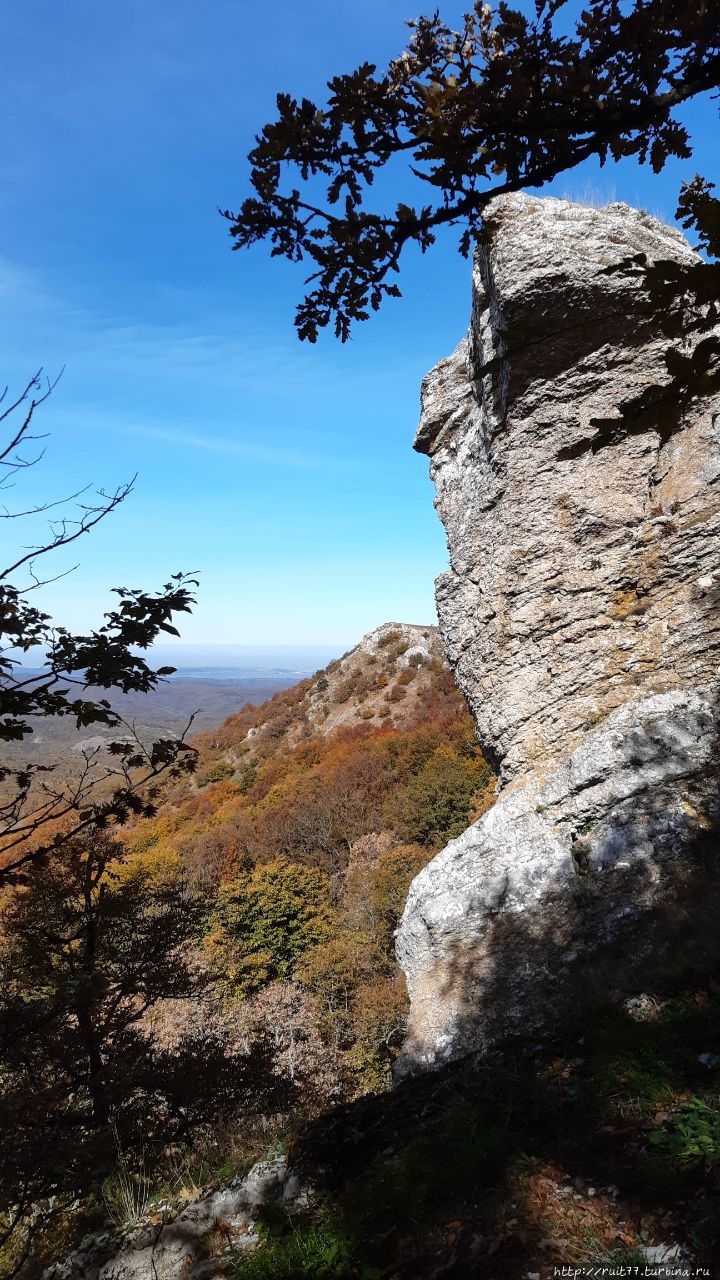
top-left (43, 1157), bottom-right (308, 1280)
top-left (398, 195), bottom-right (720, 1071)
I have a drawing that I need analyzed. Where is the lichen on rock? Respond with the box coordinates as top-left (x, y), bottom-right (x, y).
top-left (397, 195), bottom-right (720, 1073)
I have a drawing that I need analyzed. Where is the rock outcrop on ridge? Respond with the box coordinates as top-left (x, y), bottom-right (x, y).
top-left (397, 195), bottom-right (720, 1072)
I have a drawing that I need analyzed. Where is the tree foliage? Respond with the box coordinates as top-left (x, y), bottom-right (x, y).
top-left (0, 652), bottom-right (494, 1263)
top-left (385, 744), bottom-right (491, 847)
top-left (0, 829), bottom-right (292, 1274)
top-left (224, 0), bottom-right (720, 341)
top-left (206, 858), bottom-right (337, 995)
top-left (0, 373), bottom-right (198, 881)
top-left (0, 831), bottom-right (199, 1121)
top-left (126, 660), bottom-right (493, 1094)
top-left (0, 830), bottom-right (198, 1267)
top-left (146, 704), bottom-right (490, 880)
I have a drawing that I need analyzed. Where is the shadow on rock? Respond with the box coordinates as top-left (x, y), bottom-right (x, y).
top-left (287, 814), bottom-right (720, 1279)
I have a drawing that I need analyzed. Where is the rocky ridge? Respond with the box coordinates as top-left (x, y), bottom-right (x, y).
top-left (397, 195), bottom-right (720, 1071)
top-left (196, 620), bottom-right (446, 766)
top-left (304, 621), bottom-right (441, 739)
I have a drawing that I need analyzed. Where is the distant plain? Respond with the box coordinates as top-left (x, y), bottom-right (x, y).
top-left (7, 672), bottom-right (299, 770)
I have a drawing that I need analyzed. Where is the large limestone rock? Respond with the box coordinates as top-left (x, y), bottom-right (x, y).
top-left (397, 195), bottom-right (720, 1072)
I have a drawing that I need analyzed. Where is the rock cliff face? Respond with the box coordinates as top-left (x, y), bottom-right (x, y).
top-left (397, 195), bottom-right (720, 1072)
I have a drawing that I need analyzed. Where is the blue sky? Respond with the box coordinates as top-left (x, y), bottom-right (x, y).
top-left (1, 2), bottom-right (717, 649)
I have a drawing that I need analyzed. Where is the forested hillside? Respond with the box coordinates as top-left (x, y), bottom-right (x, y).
top-left (6, 622), bottom-right (720, 1278)
top-left (0, 623), bottom-right (493, 1274)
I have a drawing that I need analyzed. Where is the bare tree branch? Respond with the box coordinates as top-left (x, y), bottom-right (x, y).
top-left (0, 373), bottom-right (200, 882)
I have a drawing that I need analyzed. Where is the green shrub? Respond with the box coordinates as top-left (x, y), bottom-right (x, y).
top-left (650, 1095), bottom-right (720, 1168)
top-left (196, 760), bottom-right (235, 788)
top-left (207, 860), bottom-right (337, 995)
top-left (237, 760), bottom-right (258, 794)
top-left (385, 746), bottom-right (491, 847)
top-left (234, 1218), bottom-right (355, 1279)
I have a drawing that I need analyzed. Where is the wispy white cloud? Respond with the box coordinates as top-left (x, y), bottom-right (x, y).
top-left (0, 251), bottom-right (417, 413)
top-left (115, 421), bottom-right (358, 472)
